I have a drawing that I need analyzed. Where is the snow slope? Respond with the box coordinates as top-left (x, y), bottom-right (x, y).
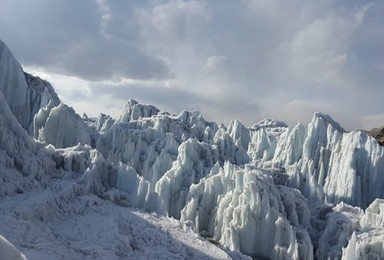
top-left (1, 39), bottom-right (384, 259)
top-left (0, 178), bottom-right (243, 260)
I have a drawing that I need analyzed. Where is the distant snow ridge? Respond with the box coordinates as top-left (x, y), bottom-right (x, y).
top-left (117, 98), bottom-right (160, 123)
top-left (1, 39), bottom-right (384, 259)
top-left (251, 118), bottom-right (288, 136)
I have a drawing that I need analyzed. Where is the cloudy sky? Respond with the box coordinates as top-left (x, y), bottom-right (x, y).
top-left (1, 0), bottom-right (383, 130)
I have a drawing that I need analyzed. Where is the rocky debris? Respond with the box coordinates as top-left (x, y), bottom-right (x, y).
top-left (367, 126), bottom-right (384, 146)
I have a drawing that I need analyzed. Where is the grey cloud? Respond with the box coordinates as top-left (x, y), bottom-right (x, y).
top-left (347, 2), bottom-right (384, 87)
top-left (0, 0), bottom-right (172, 81)
top-left (135, 0), bottom-right (383, 127)
top-left (53, 36), bottom-right (173, 81)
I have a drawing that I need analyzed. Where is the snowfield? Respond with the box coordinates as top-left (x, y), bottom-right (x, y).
top-left (0, 179), bottom-right (241, 260)
top-left (1, 39), bottom-right (384, 259)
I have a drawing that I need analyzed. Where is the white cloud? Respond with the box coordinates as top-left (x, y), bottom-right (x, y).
top-left (202, 56), bottom-right (228, 75)
top-left (281, 6), bottom-right (369, 88)
top-left (96, 0), bottom-right (112, 38)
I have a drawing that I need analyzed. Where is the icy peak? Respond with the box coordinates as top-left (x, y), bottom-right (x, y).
top-left (24, 72), bottom-right (60, 104)
top-left (119, 99), bottom-right (160, 123)
top-left (256, 118), bottom-right (288, 127)
top-left (177, 110), bottom-right (210, 128)
top-left (0, 40), bottom-right (60, 134)
top-left (228, 119), bottom-right (246, 129)
top-left (311, 112), bottom-right (346, 133)
top-left (250, 118), bottom-right (288, 137)
top-left (227, 120), bottom-right (250, 150)
top-left (124, 98), bottom-right (139, 109)
top-left (253, 118), bottom-right (288, 129)
top-left (178, 110), bottom-right (202, 121)
top-left (0, 39), bottom-right (11, 55)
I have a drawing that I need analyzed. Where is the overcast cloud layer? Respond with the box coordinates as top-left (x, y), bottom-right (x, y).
top-left (1, 0), bottom-right (383, 130)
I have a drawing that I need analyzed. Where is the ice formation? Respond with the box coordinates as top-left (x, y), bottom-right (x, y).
top-left (1, 39), bottom-right (384, 259)
top-left (181, 162), bottom-right (313, 259)
top-left (266, 112), bottom-right (384, 209)
top-left (342, 199), bottom-right (384, 259)
top-left (0, 235), bottom-right (26, 260)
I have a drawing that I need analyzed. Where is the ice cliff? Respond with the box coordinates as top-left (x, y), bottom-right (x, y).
top-left (181, 162), bottom-right (313, 259)
top-left (266, 112), bottom-right (384, 209)
top-left (0, 40), bottom-right (58, 133)
top-left (1, 39), bottom-right (384, 259)
top-left (0, 40), bottom-right (95, 148)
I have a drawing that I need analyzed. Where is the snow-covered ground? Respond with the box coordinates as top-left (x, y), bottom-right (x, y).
top-left (0, 178), bottom-right (244, 260)
top-left (1, 38), bottom-right (384, 259)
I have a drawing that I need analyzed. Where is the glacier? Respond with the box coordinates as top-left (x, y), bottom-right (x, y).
top-left (1, 38), bottom-right (384, 259)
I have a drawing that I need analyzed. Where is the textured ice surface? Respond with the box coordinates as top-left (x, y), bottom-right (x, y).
top-left (34, 103), bottom-right (96, 148)
top-left (342, 199), bottom-right (384, 259)
top-left (0, 40), bottom-right (60, 134)
top-left (181, 162), bottom-right (313, 259)
top-left (257, 112), bottom-right (384, 209)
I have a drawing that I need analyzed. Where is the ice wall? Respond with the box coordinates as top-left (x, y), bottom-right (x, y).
top-left (0, 40), bottom-right (96, 149)
top-left (0, 234), bottom-right (26, 260)
top-left (0, 40), bottom-right (60, 134)
top-left (214, 121), bottom-right (250, 165)
top-left (247, 112), bottom-right (384, 209)
top-left (117, 99), bottom-right (160, 123)
top-left (155, 139), bottom-right (218, 218)
top-left (90, 113), bottom-right (115, 133)
top-left (33, 103), bottom-right (96, 148)
top-left (315, 202), bottom-right (363, 259)
top-left (342, 199), bottom-right (384, 259)
top-left (181, 162), bottom-right (313, 259)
